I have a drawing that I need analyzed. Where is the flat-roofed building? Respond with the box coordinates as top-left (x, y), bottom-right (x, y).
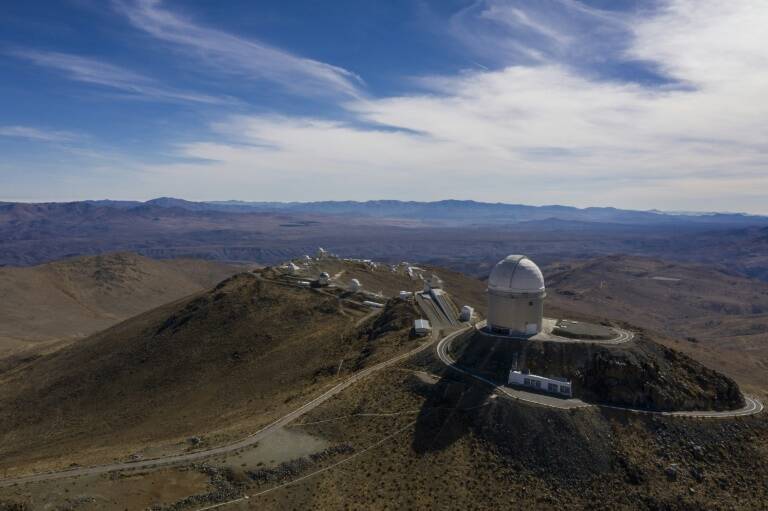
top-left (508, 370), bottom-right (572, 397)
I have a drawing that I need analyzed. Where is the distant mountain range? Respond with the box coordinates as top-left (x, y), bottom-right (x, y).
top-left (6, 197), bottom-right (766, 227)
top-left (1, 198), bottom-right (767, 276)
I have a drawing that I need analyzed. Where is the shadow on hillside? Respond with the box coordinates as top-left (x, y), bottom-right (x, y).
top-left (409, 331), bottom-right (647, 484)
top-left (411, 331), bottom-right (496, 454)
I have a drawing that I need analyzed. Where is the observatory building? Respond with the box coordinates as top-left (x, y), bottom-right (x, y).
top-left (487, 255), bottom-right (546, 337)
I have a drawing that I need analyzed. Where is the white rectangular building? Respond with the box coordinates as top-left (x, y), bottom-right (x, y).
top-left (508, 370), bottom-right (572, 397)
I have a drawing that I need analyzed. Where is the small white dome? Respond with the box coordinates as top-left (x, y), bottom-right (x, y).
top-left (488, 255), bottom-right (545, 294)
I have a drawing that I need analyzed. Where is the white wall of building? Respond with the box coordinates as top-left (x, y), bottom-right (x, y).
top-left (508, 370), bottom-right (572, 397)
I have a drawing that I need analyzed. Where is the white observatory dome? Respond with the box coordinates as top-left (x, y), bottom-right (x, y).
top-left (488, 255), bottom-right (545, 295)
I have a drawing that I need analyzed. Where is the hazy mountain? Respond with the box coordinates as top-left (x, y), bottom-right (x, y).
top-left (12, 197), bottom-right (758, 226)
top-left (206, 199), bottom-right (768, 226)
top-left (2, 199), bottom-right (767, 283)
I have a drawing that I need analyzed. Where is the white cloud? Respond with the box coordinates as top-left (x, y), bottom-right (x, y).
top-left (0, 125), bottom-right (80, 142)
top-left (126, 1), bottom-right (767, 213)
top-left (628, 0), bottom-right (768, 87)
top-left (10, 49), bottom-right (230, 104)
top-left (115, 0), bottom-right (363, 99)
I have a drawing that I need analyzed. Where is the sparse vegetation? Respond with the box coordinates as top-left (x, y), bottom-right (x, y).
top-left (0, 254), bottom-right (766, 510)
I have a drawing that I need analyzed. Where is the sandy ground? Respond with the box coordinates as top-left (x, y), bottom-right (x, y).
top-left (218, 428), bottom-right (329, 470)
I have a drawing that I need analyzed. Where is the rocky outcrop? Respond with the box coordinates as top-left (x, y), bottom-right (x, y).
top-left (451, 331), bottom-right (744, 411)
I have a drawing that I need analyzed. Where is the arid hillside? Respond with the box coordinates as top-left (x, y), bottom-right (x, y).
top-left (0, 270), bottom-right (421, 475)
top-left (544, 256), bottom-right (768, 393)
top-left (213, 358), bottom-right (768, 511)
top-left (0, 253), bottom-right (240, 358)
top-left (0, 258), bottom-right (765, 510)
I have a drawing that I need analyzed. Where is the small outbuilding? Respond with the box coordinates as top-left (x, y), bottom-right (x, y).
top-left (414, 319), bottom-right (432, 336)
top-left (460, 305), bottom-right (474, 322)
top-left (349, 278), bottom-right (362, 292)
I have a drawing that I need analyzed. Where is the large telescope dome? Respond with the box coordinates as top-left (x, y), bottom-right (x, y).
top-left (486, 255), bottom-right (546, 337)
top-left (488, 255), bottom-right (545, 295)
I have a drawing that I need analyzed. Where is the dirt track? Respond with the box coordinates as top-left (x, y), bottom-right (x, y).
top-left (0, 324), bottom-right (441, 488)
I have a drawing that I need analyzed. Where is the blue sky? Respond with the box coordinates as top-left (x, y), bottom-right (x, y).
top-left (1, 0), bottom-right (766, 213)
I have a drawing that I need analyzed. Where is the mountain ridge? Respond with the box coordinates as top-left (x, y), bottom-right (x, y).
top-left (4, 197), bottom-right (767, 226)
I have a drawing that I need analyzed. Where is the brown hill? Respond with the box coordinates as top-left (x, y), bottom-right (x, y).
top-left (0, 271), bottom-right (421, 474)
top-left (0, 259), bottom-right (764, 510)
top-left (0, 253), bottom-right (240, 358)
top-left (544, 255), bottom-right (768, 392)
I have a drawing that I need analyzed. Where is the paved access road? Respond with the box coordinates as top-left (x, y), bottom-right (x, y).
top-left (436, 326), bottom-right (590, 410)
top-left (475, 319), bottom-right (635, 345)
top-left (0, 327), bottom-right (442, 488)
top-left (436, 326), bottom-right (764, 418)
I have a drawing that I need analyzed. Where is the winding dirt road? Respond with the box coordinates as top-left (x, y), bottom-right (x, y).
top-left (1, 315), bottom-right (761, 489)
top-left (0, 328), bottom-right (441, 488)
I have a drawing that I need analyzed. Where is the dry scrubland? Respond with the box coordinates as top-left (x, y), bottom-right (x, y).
top-left (0, 255), bottom-right (767, 509)
top-left (0, 270), bottom-right (422, 475)
top-left (0, 252), bottom-right (240, 358)
top-left (5, 364), bottom-right (767, 510)
top-left (545, 255), bottom-right (768, 393)
top-left (218, 359), bottom-right (768, 511)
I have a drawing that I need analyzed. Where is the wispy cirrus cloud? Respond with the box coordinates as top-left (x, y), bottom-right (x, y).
top-left (114, 0), bottom-right (363, 99)
top-left (0, 125), bottom-right (80, 142)
top-left (133, 0), bottom-right (768, 213)
top-left (448, 0), bottom-right (669, 85)
top-left (9, 49), bottom-right (231, 104)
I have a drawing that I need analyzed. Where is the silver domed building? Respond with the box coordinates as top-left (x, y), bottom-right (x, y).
top-left (487, 255), bottom-right (546, 337)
